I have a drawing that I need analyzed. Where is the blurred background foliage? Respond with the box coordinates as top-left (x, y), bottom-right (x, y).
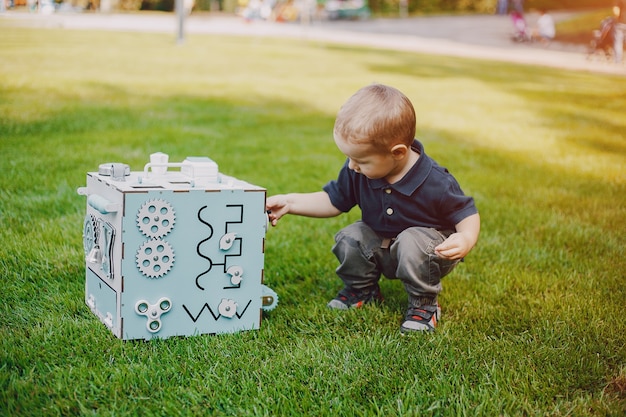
top-left (10, 0), bottom-right (611, 13)
top-left (123, 0), bottom-right (613, 15)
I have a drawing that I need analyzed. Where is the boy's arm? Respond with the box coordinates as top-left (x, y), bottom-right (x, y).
top-left (434, 213), bottom-right (480, 260)
top-left (266, 191), bottom-right (342, 226)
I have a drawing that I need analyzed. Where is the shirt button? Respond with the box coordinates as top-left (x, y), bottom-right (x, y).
top-left (385, 188), bottom-right (392, 194)
top-left (386, 208), bottom-right (394, 215)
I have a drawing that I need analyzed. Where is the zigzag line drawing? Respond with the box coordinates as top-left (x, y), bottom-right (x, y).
top-left (182, 299), bottom-right (252, 322)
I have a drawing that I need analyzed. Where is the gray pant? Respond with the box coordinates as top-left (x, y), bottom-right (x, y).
top-left (331, 221), bottom-right (460, 307)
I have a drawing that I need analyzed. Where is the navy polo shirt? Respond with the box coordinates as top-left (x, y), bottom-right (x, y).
top-left (323, 140), bottom-right (478, 238)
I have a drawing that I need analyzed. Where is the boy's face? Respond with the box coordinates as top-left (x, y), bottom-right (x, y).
top-left (334, 137), bottom-right (399, 180)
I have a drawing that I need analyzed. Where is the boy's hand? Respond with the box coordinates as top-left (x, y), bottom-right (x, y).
top-left (434, 232), bottom-right (473, 260)
top-left (266, 195), bottom-right (289, 227)
top-left (434, 213), bottom-right (480, 260)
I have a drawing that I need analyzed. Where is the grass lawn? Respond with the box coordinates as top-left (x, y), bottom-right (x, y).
top-left (1, 20), bottom-right (625, 416)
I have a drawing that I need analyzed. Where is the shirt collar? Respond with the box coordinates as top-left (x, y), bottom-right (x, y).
top-left (368, 139), bottom-right (432, 195)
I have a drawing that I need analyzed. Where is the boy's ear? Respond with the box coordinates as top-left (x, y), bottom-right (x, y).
top-left (390, 144), bottom-right (408, 159)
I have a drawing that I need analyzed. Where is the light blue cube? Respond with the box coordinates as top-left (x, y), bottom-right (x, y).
top-left (78, 155), bottom-right (276, 340)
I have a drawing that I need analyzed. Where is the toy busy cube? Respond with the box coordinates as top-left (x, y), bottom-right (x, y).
top-left (77, 153), bottom-right (277, 340)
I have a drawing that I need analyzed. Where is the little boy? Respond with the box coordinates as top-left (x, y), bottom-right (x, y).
top-left (266, 84), bottom-right (480, 333)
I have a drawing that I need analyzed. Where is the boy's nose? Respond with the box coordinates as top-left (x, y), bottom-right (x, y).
top-left (348, 160), bottom-right (360, 172)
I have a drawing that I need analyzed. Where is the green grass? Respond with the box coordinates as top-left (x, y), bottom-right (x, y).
top-left (1, 21), bottom-right (625, 416)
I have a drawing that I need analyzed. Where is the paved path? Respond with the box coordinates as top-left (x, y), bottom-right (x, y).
top-left (2, 10), bottom-right (625, 76)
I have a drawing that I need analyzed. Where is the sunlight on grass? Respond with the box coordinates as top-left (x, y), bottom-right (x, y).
top-left (1, 22), bottom-right (625, 416)
top-left (2, 27), bottom-right (623, 183)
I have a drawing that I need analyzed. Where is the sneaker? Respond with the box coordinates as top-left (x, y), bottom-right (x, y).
top-left (400, 303), bottom-right (441, 334)
top-left (327, 285), bottom-right (383, 310)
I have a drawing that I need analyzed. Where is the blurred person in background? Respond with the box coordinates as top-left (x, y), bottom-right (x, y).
top-left (532, 8), bottom-right (555, 45)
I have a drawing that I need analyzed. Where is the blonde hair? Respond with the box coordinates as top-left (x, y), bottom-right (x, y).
top-left (333, 84), bottom-right (416, 153)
